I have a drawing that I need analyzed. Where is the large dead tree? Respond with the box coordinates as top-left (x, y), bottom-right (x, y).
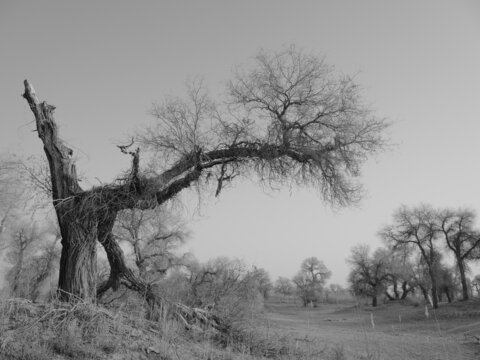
top-left (22, 47), bottom-right (388, 302)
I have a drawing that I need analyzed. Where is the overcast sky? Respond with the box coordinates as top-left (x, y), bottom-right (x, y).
top-left (1, 0), bottom-right (480, 285)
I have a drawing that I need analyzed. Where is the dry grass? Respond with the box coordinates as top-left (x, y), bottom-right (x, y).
top-left (262, 299), bottom-right (480, 359)
top-left (1, 297), bottom-right (479, 359)
top-left (0, 298), bottom-right (175, 359)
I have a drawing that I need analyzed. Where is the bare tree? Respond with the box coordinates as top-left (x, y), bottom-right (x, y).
top-left (472, 275), bottom-right (480, 297)
top-left (380, 205), bottom-right (442, 308)
top-left (4, 225), bottom-right (37, 297)
top-left (0, 157), bottom-right (14, 237)
top-left (173, 257), bottom-right (265, 331)
top-left (327, 284), bottom-right (351, 304)
top-left (274, 276), bottom-right (295, 296)
top-left (436, 263), bottom-right (456, 303)
top-left (347, 245), bottom-right (389, 307)
top-left (251, 267), bottom-right (272, 299)
top-left (436, 208), bottom-right (480, 300)
top-left (18, 155), bottom-right (54, 206)
top-left (293, 257), bottom-right (331, 306)
top-left (27, 236), bottom-right (61, 300)
top-left (4, 221), bottom-right (60, 299)
top-left (383, 246), bottom-right (416, 300)
top-left (22, 46), bottom-right (388, 302)
top-left (113, 207), bottom-right (189, 282)
top-left (0, 154), bottom-right (28, 240)
top-left (409, 254), bottom-right (433, 304)
top-left (188, 257), bottom-right (249, 307)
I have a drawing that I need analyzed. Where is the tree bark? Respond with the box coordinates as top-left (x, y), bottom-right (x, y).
top-left (419, 285), bottom-right (429, 304)
top-left (23, 81), bottom-right (151, 303)
top-left (445, 288), bottom-right (452, 303)
top-left (457, 256), bottom-right (469, 301)
top-left (56, 211), bottom-right (98, 301)
top-left (429, 269), bottom-right (439, 309)
top-left (96, 211), bottom-right (159, 317)
top-left (393, 278), bottom-right (399, 299)
top-left (400, 281), bottom-right (410, 300)
top-left (97, 219), bottom-right (151, 297)
top-left (23, 81), bottom-right (97, 301)
top-left (372, 295), bottom-right (377, 307)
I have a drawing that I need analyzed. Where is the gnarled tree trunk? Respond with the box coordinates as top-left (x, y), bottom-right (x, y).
top-left (56, 210), bottom-right (98, 300)
top-left (22, 81), bottom-right (144, 302)
top-left (23, 81), bottom-right (98, 301)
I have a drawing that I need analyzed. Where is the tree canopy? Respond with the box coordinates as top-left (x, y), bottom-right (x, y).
top-left (139, 46), bottom-right (389, 206)
top-left (21, 46), bottom-right (389, 302)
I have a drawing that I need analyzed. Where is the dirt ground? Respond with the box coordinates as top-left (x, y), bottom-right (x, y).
top-left (261, 299), bottom-right (480, 360)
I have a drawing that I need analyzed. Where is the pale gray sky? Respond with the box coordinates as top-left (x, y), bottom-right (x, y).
top-left (1, 0), bottom-right (480, 285)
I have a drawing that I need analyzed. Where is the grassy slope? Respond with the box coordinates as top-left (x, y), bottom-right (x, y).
top-left (1, 297), bottom-right (480, 360)
top-left (262, 299), bottom-right (480, 360)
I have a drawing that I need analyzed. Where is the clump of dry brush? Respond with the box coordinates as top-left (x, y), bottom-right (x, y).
top-left (0, 297), bottom-right (344, 360)
top-left (0, 297), bottom-right (177, 359)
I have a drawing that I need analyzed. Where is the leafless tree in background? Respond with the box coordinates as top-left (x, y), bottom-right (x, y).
top-left (113, 206), bottom-right (189, 281)
top-left (4, 221), bottom-right (60, 300)
top-left (381, 205), bottom-right (442, 308)
top-left (435, 262), bottom-right (457, 303)
top-left (347, 245), bottom-right (389, 307)
top-left (274, 276), bottom-right (295, 296)
top-left (162, 257), bottom-right (269, 332)
top-left (383, 246), bottom-right (416, 301)
top-left (0, 155), bottom-right (28, 241)
top-left (4, 226), bottom-right (36, 297)
top-left (436, 208), bottom-right (480, 301)
top-left (22, 46), bottom-right (388, 302)
top-left (250, 267), bottom-right (272, 299)
top-left (472, 275), bottom-right (480, 297)
top-left (293, 257), bottom-right (331, 306)
top-left (409, 253), bottom-right (434, 304)
top-left (28, 235), bottom-right (61, 300)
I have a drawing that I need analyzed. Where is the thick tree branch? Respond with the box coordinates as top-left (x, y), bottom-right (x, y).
top-left (97, 211), bottom-right (153, 299)
top-left (23, 80), bottom-right (81, 201)
top-left (84, 141), bottom-right (336, 212)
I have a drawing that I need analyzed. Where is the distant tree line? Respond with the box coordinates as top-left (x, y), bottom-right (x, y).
top-left (270, 257), bottom-right (351, 307)
top-left (3, 156), bottom-right (479, 314)
top-left (347, 205), bottom-right (480, 308)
